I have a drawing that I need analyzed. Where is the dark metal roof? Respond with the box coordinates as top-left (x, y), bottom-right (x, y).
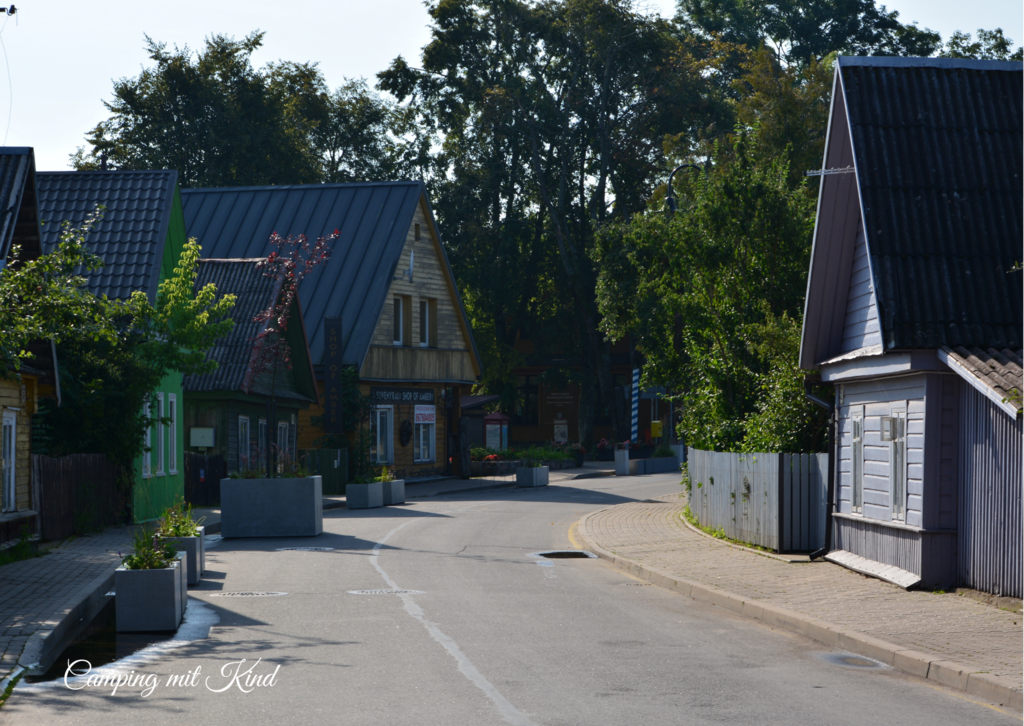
top-left (182, 259), bottom-right (316, 402)
top-left (0, 148), bottom-right (40, 269)
top-left (840, 57), bottom-right (1023, 350)
top-left (180, 181), bottom-right (480, 372)
top-left (36, 171), bottom-right (178, 301)
top-left (940, 346), bottom-right (1023, 416)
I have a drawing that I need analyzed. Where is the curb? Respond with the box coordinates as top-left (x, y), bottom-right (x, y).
top-left (576, 506), bottom-right (1023, 712)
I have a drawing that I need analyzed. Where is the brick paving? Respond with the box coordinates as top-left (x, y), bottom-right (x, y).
top-left (581, 494), bottom-right (1023, 684)
top-left (0, 525), bottom-right (137, 680)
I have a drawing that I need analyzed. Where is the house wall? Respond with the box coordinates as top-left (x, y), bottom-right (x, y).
top-left (957, 381), bottom-right (1023, 598)
top-left (361, 382), bottom-right (452, 480)
top-left (133, 371), bottom-right (185, 522)
top-left (183, 395), bottom-right (302, 475)
top-left (839, 223), bottom-right (881, 353)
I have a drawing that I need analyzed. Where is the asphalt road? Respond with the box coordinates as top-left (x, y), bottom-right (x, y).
top-left (3, 474), bottom-right (1019, 725)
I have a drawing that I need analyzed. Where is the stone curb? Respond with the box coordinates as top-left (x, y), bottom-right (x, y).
top-left (576, 506), bottom-right (1023, 712)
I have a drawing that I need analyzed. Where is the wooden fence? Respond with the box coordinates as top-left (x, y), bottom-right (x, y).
top-left (687, 448), bottom-right (828, 552)
top-left (183, 452), bottom-right (226, 507)
top-left (33, 454), bottom-right (128, 541)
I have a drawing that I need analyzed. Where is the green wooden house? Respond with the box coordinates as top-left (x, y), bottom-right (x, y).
top-left (182, 259), bottom-right (318, 473)
top-left (37, 170), bottom-right (188, 522)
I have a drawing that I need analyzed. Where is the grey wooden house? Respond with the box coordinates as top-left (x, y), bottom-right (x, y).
top-left (182, 259), bottom-right (318, 473)
top-left (800, 56), bottom-right (1022, 595)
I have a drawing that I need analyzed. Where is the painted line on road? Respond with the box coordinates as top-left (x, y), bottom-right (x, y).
top-left (371, 518), bottom-right (539, 726)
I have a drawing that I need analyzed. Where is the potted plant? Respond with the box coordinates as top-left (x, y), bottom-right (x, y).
top-left (115, 529), bottom-right (183, 633)
top-left (377, 466), bottom-right (405, 506)
top-left (347, 468), bottom-right (384, 509)
top-left (596, 438), bottom-right (614, 462)
top-left (515, 459), bottom-right (549, 487)
top-left (222, 452), bottom-right (324, 536)
top-left (156, 498), bottom-right (206, 585)
top-left (566, 442), bottom-right (586, 468)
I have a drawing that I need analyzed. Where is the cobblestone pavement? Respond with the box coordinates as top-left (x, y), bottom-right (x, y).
top-left (581, 494), bottom-right (1023, 684)
top-left (0, 525), bottom-right (137, 681)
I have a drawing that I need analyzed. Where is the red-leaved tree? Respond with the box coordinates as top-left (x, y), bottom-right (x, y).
top-left (247, 230), bottom-right (337, 476)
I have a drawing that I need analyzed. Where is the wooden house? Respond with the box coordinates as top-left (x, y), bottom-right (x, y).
top-left (37, 170), bottom-right (188, 522)
top-left (181, 182), bottom-right (482, 479)
top-left (0, 148), bottom-right (60, 545)
top-left (182, 259), bottom-right (318, 472)
top-left (799, 57), bottom-right (1022, 594)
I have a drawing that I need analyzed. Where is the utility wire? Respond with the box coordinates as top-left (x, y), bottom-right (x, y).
top-left (0, 13), bottom-right (11, 148)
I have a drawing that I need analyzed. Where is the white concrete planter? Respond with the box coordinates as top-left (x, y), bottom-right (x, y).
top-left (174, 553), bottom-right (188, 620)
top-left (115, 562), bottom-right (183, 633)
top-left (614, 449), bottom-right (632, 476)
top-left (347, 482), bottom-right (383, 509)
top-left (516, 466), bottom-right (549, 487)
top-left (159, 526), bottom-right (205, 585)
top-left (382, 479), bottom-right (405, 506)
top-left (220, 476), bottom-right (323, 538)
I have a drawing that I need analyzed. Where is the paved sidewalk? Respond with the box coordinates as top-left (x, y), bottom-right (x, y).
top-left (576, 493), bottom-right (1023, 709)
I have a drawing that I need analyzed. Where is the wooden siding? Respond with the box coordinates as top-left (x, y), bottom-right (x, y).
top-left (368, 202), bottom-right (474, 358)
top-left (0, 377), bottom-right (33, 511)
top-left (362, 382), bottom-right (451, 479)
top-left (361, 346), bottom-right (477, 383)
top-left (957, 381), bottom-right (1023, 598)
top-left (834, 514), bottom-right (922, 575)
top-left (840, 223), bottom-right (881, 353)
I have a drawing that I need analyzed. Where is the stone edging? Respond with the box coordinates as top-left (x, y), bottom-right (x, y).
top-left (576, 506), bottom-right (1023, 712)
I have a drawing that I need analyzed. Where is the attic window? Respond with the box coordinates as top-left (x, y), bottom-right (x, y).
top-left (415, 223), bottom-right (421, 241)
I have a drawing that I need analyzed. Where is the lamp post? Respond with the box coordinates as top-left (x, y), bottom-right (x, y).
top-left (664, 163), bottom-right (705, 214)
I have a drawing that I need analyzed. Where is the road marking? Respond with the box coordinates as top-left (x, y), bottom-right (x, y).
top-left (371, 519), bottom-right (539, 726)
top-left (567, 523), bottom-right (582, 550)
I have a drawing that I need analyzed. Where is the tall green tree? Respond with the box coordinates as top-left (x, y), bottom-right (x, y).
top-left (939, 28), bottom-right (1023, 61)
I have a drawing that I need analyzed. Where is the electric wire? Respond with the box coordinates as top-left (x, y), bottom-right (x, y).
top-left (0, 13), bottom-right (11, 148)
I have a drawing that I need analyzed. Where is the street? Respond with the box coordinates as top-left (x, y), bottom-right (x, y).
top-left (3, 474), bottom-right (1018, 725)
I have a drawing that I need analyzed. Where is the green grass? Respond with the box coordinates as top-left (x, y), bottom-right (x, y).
top-left (680, 504), bottom-right (773, 553)
top-left (0, 529), bottom-right (44, 568)
top-left (0, 670), bottom-right (22, 710)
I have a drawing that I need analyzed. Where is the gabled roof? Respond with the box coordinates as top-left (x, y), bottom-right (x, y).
top-left (182, 259), bottom-right (317, 402)
top-left (37, 171), bottom-right (179, 301)
top-left (939, 346), bottom-right (1022, 418)
top-left (180, 181), bottom-right (481, 372)
top-left (0, 148), bottom-right (41, 269)
top-left (800, 57), bottom-right (1023, 368)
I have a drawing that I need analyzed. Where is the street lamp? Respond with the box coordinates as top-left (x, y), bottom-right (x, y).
top-left (664, 163), bottom-right (705, 215)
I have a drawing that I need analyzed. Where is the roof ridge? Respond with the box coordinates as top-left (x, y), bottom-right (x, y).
top-left (839, 56), bottom-right (1023, 72)
top-left (181, 180), bottom-right (423, 194)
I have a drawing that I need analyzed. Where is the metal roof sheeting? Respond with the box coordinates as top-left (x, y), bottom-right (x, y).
top-left (940, 346), bottom-right (1023, 417)
top-left (840, 60), bottom-right (1023, 350)
top-left (36, 171), bottom-right (178, 301)
top-left (181, 181), bottom-right (471, 371)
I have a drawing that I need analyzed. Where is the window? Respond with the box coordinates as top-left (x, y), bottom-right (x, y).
top-left (155, 393), bottom-right (165, 475)
top-left (393, 297), bottom-right (404, 344)
top-left (2, 411), bottom-right (15, 512)
top-left (238, 416), bottom-right (250, 470)
top-left (513, 375), bottom-right (539, 426)
top-left (277, 421), bottom-right (290, 458)
top-left (888, 409), bottom-right (907, 523)
top-left (851, 413), bottom-right (863, 514)
top-left (370, 407), bottom-right (393, 464)
top-left (168, 394), bottom-right (178, 474)
top-left (259, 419), bottom-right (267, 457)
top-left (419, 299), bottom-right (430, 347)
top-left (143, 401), bottom-right (152, 478)
top-left (414, 404), bottom-right (435, 463)
top-left (414, 223), bottom-right (421, 241)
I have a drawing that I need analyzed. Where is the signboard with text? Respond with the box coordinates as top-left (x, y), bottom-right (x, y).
top-left (414, 405), bottom-right (435, 424)
top-left (369, 387), bottom-right (435, 404)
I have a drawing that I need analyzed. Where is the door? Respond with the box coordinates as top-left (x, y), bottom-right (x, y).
top-left (2, 411), bottom-right (15, 512)
top-left (370, 407), bottom-right (393, 465)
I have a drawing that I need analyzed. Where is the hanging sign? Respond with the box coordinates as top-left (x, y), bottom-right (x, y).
top-left (414, 405), bottom-right (435, 424)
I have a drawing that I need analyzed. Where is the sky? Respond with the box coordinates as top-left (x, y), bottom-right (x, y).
top-left (7, 0), bottom-right (1023, 172)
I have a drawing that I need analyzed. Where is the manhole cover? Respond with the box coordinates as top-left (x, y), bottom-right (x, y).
top-left (348, 589), bottom-right (424, 595)
top-left (529, 550), bottom-right (597, 559)
top-left (211, 592), bottom-right (289, 598)
top-left (819, 653), bottom-right (886, 669)
top-left (275, 547), bottom-right (335, 551)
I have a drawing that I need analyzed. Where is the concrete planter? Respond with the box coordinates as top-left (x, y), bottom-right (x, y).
top-left (115, 562), bottom-right (182, 633)
top-left (614, 449), bottom-right (631, 476)
top-left (382, 479), bottom-right (405, 506)
top-left (158, 526), bottom-right (205, 585)
top-left (220, 476), bottom-right (323, 538)
top-left (640, 456), bottom-right (680, 475)
top-left (347, 481), bottom-right (383, 509)
top-left (174, 553), bottom-right (188, 620)
top-left (516, 466), bottom-right (549, 487)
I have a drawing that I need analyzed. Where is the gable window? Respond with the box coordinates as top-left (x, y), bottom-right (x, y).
top-left (393, 297), bottom-right (403, 344)
top-left (393, 296), bottom-right (412, 346)
top-left (414, 223), bottom-right (421, 241)
top-left (238, 416), bottom-right (250, 471)
top-left (155, 393), bottom-right (165, 476)
top-left (143, 401), bottom-right (152, 478)
top-left (370, 406), bottom-right (393, 465)
top-left (851, 412), bottom-right (863, 514)
top-left (419, 298), bottom-right (438, 348)
top-left (168, 394), bottom-right (178, 474)
top-left (2, 411), bottom-right (15, 512)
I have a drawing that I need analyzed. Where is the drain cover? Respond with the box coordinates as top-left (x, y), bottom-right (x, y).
top-left (275, 547), bottom-right (335, 551)
top-left (529, 550), bottom-right (597, 559)
top-left (211, 592), bottom-right (288, 598)
top-left (348, 589), bottom-right (424, 595)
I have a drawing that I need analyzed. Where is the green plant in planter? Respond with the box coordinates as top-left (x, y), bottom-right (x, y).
top-left (158, 498), bottom-right (204, 537)
top-left (653, 445), bottom-right (675, 458)
top-left (375, 467), bottom-right (396, 482)
top-left (122, 528), bottom-right (177, 570)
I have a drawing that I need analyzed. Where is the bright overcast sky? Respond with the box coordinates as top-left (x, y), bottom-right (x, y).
top-left (8, 0), bottom-right (1023, 172)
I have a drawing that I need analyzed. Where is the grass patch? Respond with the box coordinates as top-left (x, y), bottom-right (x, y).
top-left (0, 528), bottom-right (45, 568)
top-left (680, 504), bottom-right (773, 553)
top-left (0, 670), bottom-right (22, 710)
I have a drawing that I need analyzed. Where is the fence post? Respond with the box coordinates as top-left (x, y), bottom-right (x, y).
top-left (777, 453), bottom-right (786, 553)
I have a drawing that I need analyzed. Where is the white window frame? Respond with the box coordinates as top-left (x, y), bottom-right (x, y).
top-left (155, 393), bottom-right (165, 476)
top-left (851, 411), bottom-right (863, 514)
top-left (277, 421), bottom-right (290, 458)
top-left (168, 394), bottom-right (178, 474)
top-left (142, 401), bottom-right (152, 478)
top-left (2, 411), bottom-right (16, 512)
top-left (419, 299), bottom-right (430, 347)
top-left (370, 406), bottom-right (393, 465)
top-left (889, 406), bottom-right (908, 523)
top-left (258, 419), bottom-right (267, 457)
top-left (393, 297), bottom-right (404, 346)
top-left (414, 421), bottom-right (434, 463)
top-left (238, 416), bottom-right (250, 470)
